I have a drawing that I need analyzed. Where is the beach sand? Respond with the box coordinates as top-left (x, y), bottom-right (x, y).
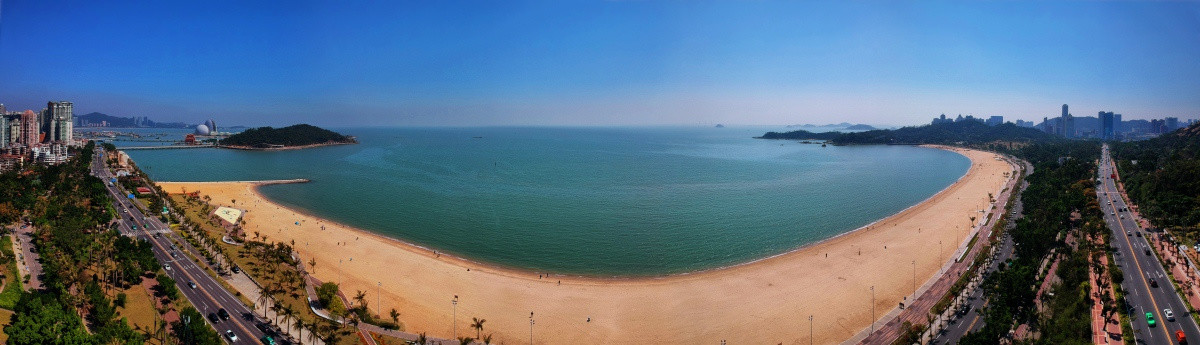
top-left (158, 146), bottom-right (1014, 344)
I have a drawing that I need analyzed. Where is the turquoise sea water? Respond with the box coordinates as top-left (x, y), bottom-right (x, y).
top-left (125, 126), bottom-right (970, 276)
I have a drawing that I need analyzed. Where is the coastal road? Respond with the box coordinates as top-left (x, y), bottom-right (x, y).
top-left (1101, 144), bottom-right (1200, 344)
top-left (857, 154), bottom-right (1026, 344)
top-left (931, 165), bottom-right (1029, 344)
top-left (93, 147), bottom-right (271, 344)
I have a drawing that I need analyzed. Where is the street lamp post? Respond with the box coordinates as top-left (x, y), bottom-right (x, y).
top-left (376, 281), bottom-right (381, 315)
top-left (912, 260), bottom-right (917, 299)
top-left (808, 315), bottom-right (813, 345)
top-left (529, 316), bottom-right (535, 345)
top-left (870, 285), bottom-right (875, 333)
top-left (452, 296), bottom-right (458, 339)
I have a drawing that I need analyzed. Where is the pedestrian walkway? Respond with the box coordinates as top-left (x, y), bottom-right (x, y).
top-left (855, 154), bottom-right (1025, 344)
top-left (12, 226), bottom-right (42, 291)
top-left (1090, 237), bottom-right (1123, 344)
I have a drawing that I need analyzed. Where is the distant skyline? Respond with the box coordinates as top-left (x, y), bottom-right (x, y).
top-left (2, 1), bottom-right (1199, 127)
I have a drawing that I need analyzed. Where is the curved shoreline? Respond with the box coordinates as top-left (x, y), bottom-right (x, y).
top-left (176, 144), bottom-right (970, 281)
top-left (157, 145), bottom-right (1014, 344)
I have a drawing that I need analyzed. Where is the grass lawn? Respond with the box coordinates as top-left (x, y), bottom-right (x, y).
top-left (172, 195), bottom-right (354, 339)
top-left (0, 235), bottom-right (22, 310)
top-left (118, 284), bottom-right (159, 332)
top-left (0, 308), bottom-right (13, 344)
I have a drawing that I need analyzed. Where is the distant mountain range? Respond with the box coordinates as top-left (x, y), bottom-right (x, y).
top-left (760, 120), bottom-right (1054, 145)
top-left (76, 112), bottom-right (191, 128)
top-left (786, 123), bottom-right (878, 130)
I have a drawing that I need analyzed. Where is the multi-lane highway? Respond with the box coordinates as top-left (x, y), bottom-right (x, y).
top-left (1101, 144), bottom-right (1200, 344)
top-left (92, 147), bottom-right (271, 344)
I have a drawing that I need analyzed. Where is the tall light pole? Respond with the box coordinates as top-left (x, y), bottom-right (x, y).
top-left (870, 285), bottom-right (875, 333)
top-left (376, 281), bottom-right (381, 315)
top-left (452, 296), bottom-right (458, 339)
top-left (912, 260), bottom-right (917, 300)
top-left (529, 316), bottom-right (535, 345)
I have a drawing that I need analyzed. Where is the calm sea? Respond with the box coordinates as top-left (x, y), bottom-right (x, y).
top-left (122, 126), bottom-right (969, 276)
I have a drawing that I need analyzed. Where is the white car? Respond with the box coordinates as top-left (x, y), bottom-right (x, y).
top-left (225, 330), bottom-right (238, 342)
top-left (164, 264), bottom-right (171, 271)
top-left (1165, 308), bottom-right (1176, 321)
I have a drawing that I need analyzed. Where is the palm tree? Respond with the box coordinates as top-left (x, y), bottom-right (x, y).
top-left (458, 337), bottom-right (475, 345)
top-left (471, 317), bottom-right (486, 339)
top-left (256, 285), bottom-right (269, 314)
top-left (354, 290), bottom-right (367, 309)
top-left (389, 308), bottom-right (400, 325)
top-left (416, 332), bottom-right (428, 345)
top-left (292, 319), bottom-right (306, 345)
top-left (481, 333), bottom-right (493, 345)
top-left (308, 258), bottom-right (317, 274)
top-left (283, 306), bottom-right (297, 331)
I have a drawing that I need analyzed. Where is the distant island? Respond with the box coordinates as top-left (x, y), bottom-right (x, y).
top-left (759, 120), bottom-right (1053, 145)
top-left (218, 124), bottom-right (357, 150)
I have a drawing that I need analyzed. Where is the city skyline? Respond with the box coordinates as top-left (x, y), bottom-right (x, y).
top-left (2, 1), bottom-right (1199, 127)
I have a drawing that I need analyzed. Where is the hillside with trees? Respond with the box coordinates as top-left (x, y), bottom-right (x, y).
top-left (1112, 122), bottom-right (1200, 230)
top-left (219, 124), bottom-right (357, 149)
top-left (759, 121), bottom-right (1056, 145)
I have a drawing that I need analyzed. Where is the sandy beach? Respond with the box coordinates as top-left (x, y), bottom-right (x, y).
top-left (157, 146), bottom-right (1014, 344)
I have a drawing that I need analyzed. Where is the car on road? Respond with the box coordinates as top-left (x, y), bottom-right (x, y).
top-left (188, 281), bottom-right (197, 289)
top-left (1146, 249), bottom-right (1153, 256)
top-left (1177, 330), bottom-right (1187, 344)
top-left (231, 266), bottom-right (241, 274)
top-left (1150, 278), bottom-right (1159, 288)
top-left (225, 330), bottom-right (238, 342)
top-left (217, 308), bottom-right (230, 320)
top-left (1137, 232), bottom-right (1142, 237)
top-left (1165, 308), bottom-right (1175, 321)
top-left (1147, 312), bottom-right (1157, 327)
top-left (208, 313), bottom-right (220, 323)
top-left (164, 264), bottom-right (171, 271)
top-left (1127, 231), bottom-right (1132, 236)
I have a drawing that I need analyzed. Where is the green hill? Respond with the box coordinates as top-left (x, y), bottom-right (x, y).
top-left (219, 124), bottom-right (356, 149)
top-left (759, 121), bottom-right (1056, 145)
top-left (1112, 122), bottom-right (1200, 229)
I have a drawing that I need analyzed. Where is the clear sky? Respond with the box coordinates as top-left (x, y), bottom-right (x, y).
top-left (2, 1), bottom-right (1199, 127)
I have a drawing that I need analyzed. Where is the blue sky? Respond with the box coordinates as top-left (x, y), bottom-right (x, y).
top-left (1, 1), bottom-right (1199, 127)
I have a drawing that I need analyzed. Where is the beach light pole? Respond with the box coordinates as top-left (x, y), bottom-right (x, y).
top-left (808, 315), bottom-right (813, 345)
top-left (529, 316), bottom-right (535, 345)
top-left (452, 296), bottom-right (458, 339)
top-left (912, 260), bottom-right (917, 299)
top-left (376, 281), bottom-right (381, 316)
top-left (870, 285), bottom-right (875, 333)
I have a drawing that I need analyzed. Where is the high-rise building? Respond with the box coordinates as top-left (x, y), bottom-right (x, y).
top-left (1114, 114), bottom-right (1122, 135)
top-left (986, 116), bottom-right (1003, 126)
top-left (20, 110), bottom-right (39, 148)
top-left (1099, 111), bottom-right (1114, 140)
top-left (1166, 117), bottom-right (1180, 131)
top-left (1059, 104), bottom-right (1074, 138)
top-left (42, 101), bottom-right (73, 143)
top-left (4, 114), bottom-right (20, 147)
top-left (0, 114), bottom-right (7, 149)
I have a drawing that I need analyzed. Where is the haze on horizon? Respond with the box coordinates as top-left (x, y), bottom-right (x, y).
top-left (1, 1), bottom-right (1199, 128)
